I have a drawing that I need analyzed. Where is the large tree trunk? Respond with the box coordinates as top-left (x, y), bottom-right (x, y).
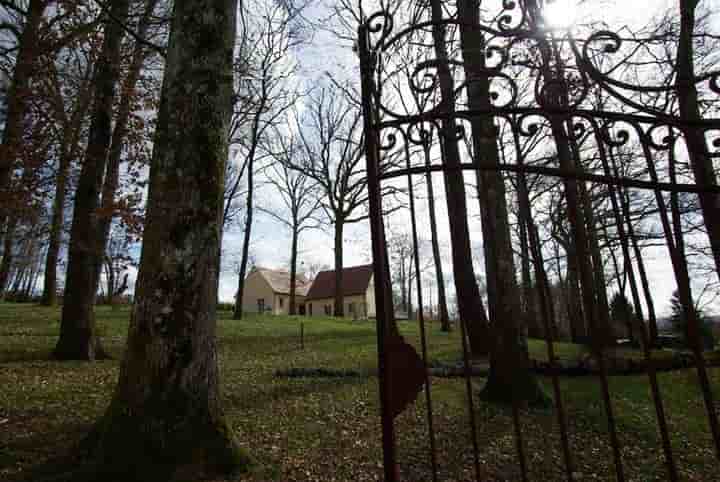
top-left (676, 0), bottom-right (720, 283)
top-left (77, 1), bottom-right (248, 480)
top-left (458, 0), bottom-right (545, 404)
top-left (429, 0), bottom-right (490, 355)
top-left (0, 0), bottom-right (45, 225)
top-left (289, 225), bottom-right (298, 315)
top-left (54, 0), bottom-right (131, 361)
top-left (333, 218), bottom-right (345, 317)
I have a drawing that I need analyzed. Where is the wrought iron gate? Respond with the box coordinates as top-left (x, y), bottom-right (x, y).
top-left (358, 1), bottom-right (720, 481)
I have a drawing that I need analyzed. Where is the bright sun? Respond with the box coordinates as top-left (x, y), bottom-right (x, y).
top-left (543, 0), bottom-right (578, 29)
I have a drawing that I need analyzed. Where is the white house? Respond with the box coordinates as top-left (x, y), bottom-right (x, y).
top-left (241, 267), bottom-right (311, 315)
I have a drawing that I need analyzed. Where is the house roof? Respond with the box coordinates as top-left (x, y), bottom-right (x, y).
top-left (252, 268), bottom-right (311, 296)
top-left (305, 264), bottom-right (374, 301)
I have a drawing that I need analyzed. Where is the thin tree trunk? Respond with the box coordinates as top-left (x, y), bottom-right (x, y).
top-left (41, 71), bottom-right (95, 307)
top-left (563, 240), bottom-right (585, 342)
top-left (0, 0), bottom-right (45, 222)
top-left (676, 0), bottom-right (720, 283)
top-left (611, 150), bottom-right (659, 345)
top-left (520, 213), bottom-right (542, 338)
top-left (41, 151), bottom-right (72, 306)
top-left (424, 149), bottom-right (450, 331)
top-left (233, 165), bottom-right (254, 320)
top-left (78, 1), bottom-right (248, 479)
top-left (0, 217), bottom-right (17, 297)
top-left (429, 0), bottom-right (490, 355)
top-left (289, 225), bottom-right (298, 315)
top-left (54, 0), bottom-right (131, 361)
top-left (97, 0), bottom-right (159, 263)
top-left (333, 218), bottom-right (345, 317)
top-left (579, 179), bottom-right (614, 346)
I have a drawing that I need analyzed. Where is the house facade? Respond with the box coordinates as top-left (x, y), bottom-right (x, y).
top-left (305, 264), bottom-right (375, 319)
top-left (241, 267), bottom-right (311, 315)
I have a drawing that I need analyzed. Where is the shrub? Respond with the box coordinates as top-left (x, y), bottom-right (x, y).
top-left (669, 290), bottom-right (715, 351)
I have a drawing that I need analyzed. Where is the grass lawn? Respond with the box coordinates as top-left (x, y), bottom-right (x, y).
top-left (1, 302), bottom-right (719, 481)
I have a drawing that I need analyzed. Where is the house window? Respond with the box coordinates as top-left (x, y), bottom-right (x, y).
top-left (348, 302), bottom-right (355, 314)
top-left (279, 297), bottom-right (284, 308)
top-left (257, 298), bottom-right (265, 313)
top-left (309, 303), bottom-right (312, 315)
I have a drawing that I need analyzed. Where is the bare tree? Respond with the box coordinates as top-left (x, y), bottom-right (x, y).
top-left (227, 0), bottom-right (306, 319)
top-left (259, 130), bottom-right (322, 314)
top-left (291, 87), bottom-right (370, 317)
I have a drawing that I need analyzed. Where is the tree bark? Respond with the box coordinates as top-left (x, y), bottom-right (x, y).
top-left (520, 216), bottom-right (542, 338)
top-left (77, 1), bottom-right (248, 479)
top-left (333, 218), bottom-right (345, 316)
top-left (429, 0), bottom-right (490, 355)
top-left (424, 157), bottom-right (451, 331)
top-left (456, 0), bottom-right (545, 404)
top-left (676, 0), bottom-right (720, 283)
top-left (54, 0), bottom-right (131, 361)
top-left (41, 152), bottom-right (71, 306)
top-left (0, 0), bottom-right (45, 224)
top-left (289, 225), bottom-right (298, 315)
top-left (0, 217), bottom-right (16, 297)
top-left (578, 179), bottom-right (614, 347)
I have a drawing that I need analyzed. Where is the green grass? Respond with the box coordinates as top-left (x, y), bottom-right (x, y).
top-left (1, 302), bottom-right (719, 481)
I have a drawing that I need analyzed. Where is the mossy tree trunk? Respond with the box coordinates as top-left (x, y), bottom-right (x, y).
top-left (78, 1), bottom-right (247, 480)
top-left (54, 0), bottom-right (130, 361)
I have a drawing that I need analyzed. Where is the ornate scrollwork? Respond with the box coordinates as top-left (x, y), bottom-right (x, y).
top-left (366, 11), bottom-right (393, 51)
top-left (360, 5), bottom-right (720, 169)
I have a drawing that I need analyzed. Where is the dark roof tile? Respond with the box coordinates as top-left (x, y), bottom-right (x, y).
top-left (305, 265), bottom-right (373, 300)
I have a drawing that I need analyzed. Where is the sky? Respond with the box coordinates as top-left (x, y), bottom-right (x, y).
top-left (115, 0), bottom-right (720, 317)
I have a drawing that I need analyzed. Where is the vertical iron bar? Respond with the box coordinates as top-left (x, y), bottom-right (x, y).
top-left (458, 307), bottom-right (483, 481)
top-left (593, 121), bottom-right (679, 481)
top-left (563, 123), bottom-right (626, 482)
top-left (509, 122), bottom-right (575, 481)
top-left (406, 136), bottom-right (439, 482)
top-left (640, 130), bottom-right (720, 461)
top-left (358, 23), bottom-right (398, 482)
top-left (438, 131), bottom-right (483, 481)
top-left (667, 131), bottom-right (720, 460)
